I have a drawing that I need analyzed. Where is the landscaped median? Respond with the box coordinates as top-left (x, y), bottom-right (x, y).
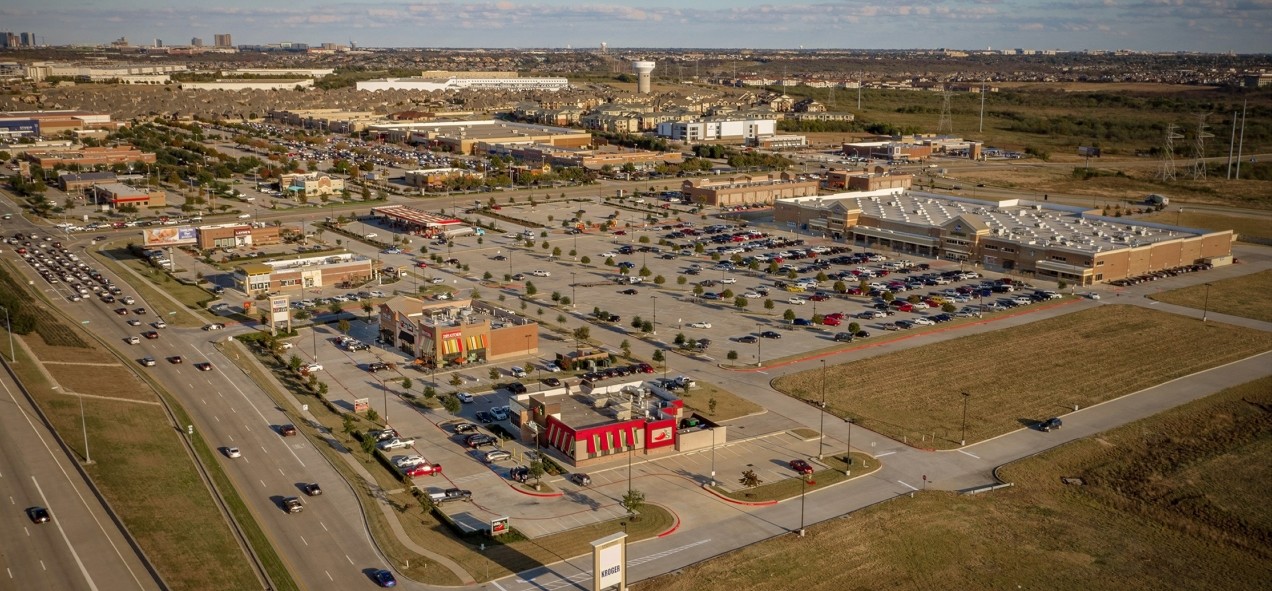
top-left (773, 305), bottom-right (1272, 450)
top-left (704, 452), bottom-right (880, 504)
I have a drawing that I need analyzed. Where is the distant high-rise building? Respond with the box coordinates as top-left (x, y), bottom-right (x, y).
top-left (191, 37), bottom-right (203, 47)
top-left (154, 39), bottom-right (163, 48)
top-left (214, 33), bottom-right (232, 48)
top-left (20, 32), bottom-right (34, 47)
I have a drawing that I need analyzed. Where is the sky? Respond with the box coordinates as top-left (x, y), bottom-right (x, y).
top-left (2, 0), bottom-right (1270, 53)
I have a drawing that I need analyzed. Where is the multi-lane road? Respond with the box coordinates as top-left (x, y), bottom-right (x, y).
top-left (0, 365), bottom-right (161, 591)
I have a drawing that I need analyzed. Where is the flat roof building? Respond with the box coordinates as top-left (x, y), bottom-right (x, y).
top-left (57, 171), bottom-right (116, 191)
top-left (682, 172), bottom-right (819, 207)
top-left (280, 172), bottom-right (344, 196)
top-left (91, 182), bottom-right (165, 209)
top-left (774, 190), bottom-right (1235, 286)
top-left (367, 120), bottom-right (591, 155)
top-left (655, 117), bottom-right (778, 143)
top-left (178, 79), bottom-right (314, 91)
top-left (377, 296), bottom-right (538, 368)
top-left (235, 253), bottom-right (377, 294)
top-left (356, 76), bottom-right (569, 92)
top-left (196, 223), bottom-right (282, 250)
top-left (26, 145), bottom-right (155, 167)
top-left (371, 204), bottom-right (472, 238)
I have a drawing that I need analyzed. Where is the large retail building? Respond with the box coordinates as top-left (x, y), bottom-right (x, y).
top-left (775, 189), bottom-right (1234, 286)
top-left (377, 296), bottom-right (538, 368)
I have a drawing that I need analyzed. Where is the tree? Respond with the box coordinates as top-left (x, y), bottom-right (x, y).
top-left (620, 339), bottom-right (632, 357)
top-left (764, 299), bottom-right (775, 311)
top-left (580, 256), bottom-right (591, 265)
top-left (651, 349), bottom-right (665, 365)
top-left (360, 435), bottom-right (377, 455)
top-left (721, 288), bottom-right (734, 300)
top-left (338, 318), bottom-right (351, 334)
top-left (328, 301), bottom-right (344, 316)
top-left (288, 354), bottom-right (303, 371)
top-left (641, 320), bottom-right (653, 333)
top-left (639, 266), bottom-right (652, 277)
top-left (525, 281), bottom-right (538, 296)
top-left (552, 246), bottom-right (562, 257)
top-left (449, 374), bottom-right (463, 386)
top-left (942, 302), bottom-right (957, 313)
top-left (833, 280), bottom-right (847, 294)
top-left (489, 367), bottom-right (501, 380)
top-left (882, 291), bottom-right (895, 303)
top-left (677, 276), bottom-right (687, 287)
top-left (709, 397), bottom-right (718, 414)
top-left (401, 378), bottom-right (412, 391)
top-left (674, 333), bottom-right (687, 347)
top-left (847, 322), bottom-right (861, 334)
top-left (528, 460), bottom-right (546, 488)
top-left (621, 488), bottom-right (646, 520)
top-left (362, 301), bottom-right (373, 320)
top-left (735, 296), bottom-right (748, 308)
top-left (727, 350), bottom-right (739, 361)
top-left (739, 469), bottom-right (763, 488)
top-left (559, 296), bottom-right (571, 306)
top-left (365, 407), bottom-right (380, 423)
top-left (441, 394), bottom-right (461, 415)
top-left (423, 386), bottom-right (437, 400)
top-left (783, 309), bottom-right (796, 322)
top-left (572, 326), bottom-right (591, 349)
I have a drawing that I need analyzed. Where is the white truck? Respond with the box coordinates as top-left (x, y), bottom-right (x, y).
top-left (378, 437), bottom-right (416, 451)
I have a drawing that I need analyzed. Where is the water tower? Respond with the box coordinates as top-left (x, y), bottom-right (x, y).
top-left (632, 61), bottom-right (656, 94)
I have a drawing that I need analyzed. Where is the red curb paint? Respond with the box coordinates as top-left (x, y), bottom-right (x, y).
top-left (657, 507), bottom-right (681, 538)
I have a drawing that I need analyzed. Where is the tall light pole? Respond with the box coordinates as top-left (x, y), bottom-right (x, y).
top-left (1200, 282), bottom-right (1210, 322)
top-left (379, 375), bottom-right (388, 426)
top-left (650, 295), bottom-right (657, 336)
top-left (570, 272), bottom-right (576, 308)
top-left (79, 392), bottom-right (91, 464)
top-left (818, 360), bottom-right (827, 460)
top-left (798, 475), bottom-right (808, 537)
top-left (844, 417), bottom-right (854, 471)
top-left (1, 305), bottom-right (14, 363)
top-left (960, 391), bottom-right (970, 446)
top-left (756, 323), bottom-right (762, 367)
top-left (709, 426), bottom-right (717, 486)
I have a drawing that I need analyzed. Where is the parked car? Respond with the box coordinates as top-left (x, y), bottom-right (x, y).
top-left (510, 366), bottom-right (528, 378)
top-left (427, 488), bottom-right (472, 504)
top-left (569, 473), bottom-right (593, 486)
top-left (453, 422), bottom-right (479, 434)
top-left (789, 459), bottom-right (814, 475)
top-left (687, 321), bottom-right (712, 329)
top-left (475, 411), bottom-right (494, 424)
top-left (760, 331), bottom-right (782, 339)
top-left (455, 392), bottom-right (474, 403)
top-left (833, 332), bottom-right (854, 342)
top-left (466, 434), bottom-right (497, 448)
top-left (490, 406), bottom-right (510, 421)
top-left (483, 449), bottom-right (512, 463)
top-left (736, 335), bottom-right (759, 344)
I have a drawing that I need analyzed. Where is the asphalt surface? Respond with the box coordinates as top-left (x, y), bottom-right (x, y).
top-left (0, 365), bottom-right (161, 591)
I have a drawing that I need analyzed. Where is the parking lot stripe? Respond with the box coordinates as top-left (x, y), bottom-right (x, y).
top-left (957, 449), bottom-right (980, 459)
top-left (898, 480), bottom-right (919, 491)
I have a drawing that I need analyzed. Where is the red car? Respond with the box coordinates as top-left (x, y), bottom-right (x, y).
top-left (789, 459), bottom-right (814, 476)
top-left (638, 363), bottom-right (654, 374)
top-left (822, 316), bottom-right (841, 326)
top-left (405, 463), bottom-right (443, 477)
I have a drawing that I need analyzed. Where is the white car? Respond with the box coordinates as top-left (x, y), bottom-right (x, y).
top-left (687, 321), bottom-right (712, 329)
top-left (393, 455), bottom-right (425, 468)
top-left (531, 270), bottom-right (551, 277)
top-left (911, 317), bottom-right (935, 326)
top-left (719, 277), bottom-right (738, 284)
top-left (303, 362), bottom-right (323, 372)
top-left (510, 367), bottom-right (528, 378)
top-left (490, 406), bottom-right (509, 421)
top-left (543, 362), bottom-right (561, 373)
top-left (788, 297), bottom-right (808, 305)
top-left (203, 323), bottom-right (225, 331)
top-left (226, 447), bottom-right (242, 458)
top-left (600, 252), bottom-right (617, 258)
top-left (1082, 292), bottom-right (1101, 300)
top-left (743, 292), bottom-right (763, 299)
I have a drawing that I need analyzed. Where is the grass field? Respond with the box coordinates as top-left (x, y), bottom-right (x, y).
top-left (710, 452), bottom-right (877, 502)
top-left (678, 382), bottom-right (764, 422)
top-left (1149, 270), bottom-right (1272, 324)
top-left (640, 375), bottom-right (1272, 591)
top-left (1139, 210), bottom-right (1272, 242)
top-left (7, 334), bottom-right (261, 591)
top-left (772, 305), bottom-right (1272, 449)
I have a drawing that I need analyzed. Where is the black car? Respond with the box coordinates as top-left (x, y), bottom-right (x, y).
top-left (1039, 417), bottom-right (1063, 432)
top-left (833, 332), bottom-right (854, 342)
top-left (509, 466), bottom-right (530, 483)
top-left (365, 362), bottom-right (390, 372)
top-left (453, 422), bottom-right (479, 434)
top-left (475, 411), bottom-right (494, 424)
top-left (303, 483), bottom-right (323, 496)
top-left (736, 335), bottom-right (759, 344)
top-left (854, 330), bottom-right (871, 338)
top-left (466, 434), bottom-right (497, 448)
top-left (541, 377), bottom-right (562, 387)
top-left (26, 506), bottom-right (51, 524)
top-left (760, 331), bottom-right (782, 339)
top-left (506, 382), bottom-right (528, 394)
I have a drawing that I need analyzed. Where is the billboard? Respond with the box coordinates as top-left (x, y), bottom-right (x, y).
top-left (142, 226), bottom-right (197, 247)
top-left (354, 398), bottom-right (370, 413)
top-left (1077, 146), bottom-right (1102, 158)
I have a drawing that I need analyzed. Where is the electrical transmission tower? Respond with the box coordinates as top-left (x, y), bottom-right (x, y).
top-left (937, 87), bottom-right (954, 134)
top-left (1157, 124), bottom-right (1184, 182)
top-left (1190, 114), bottom-right (1213, 180)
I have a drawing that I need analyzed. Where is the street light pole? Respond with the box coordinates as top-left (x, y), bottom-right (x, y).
top-left (710, 426), bottom-right (716, 486)
top-left (756, 323), bottom-right (762, 367)
top-left (570, 272), bottom-right (576, 308)
top-left (80, 392), bottom-right (91, 464)
top-left (818, 360), bottom-right (827, 460)
top-left (1200, 282), bottom-right (1210, 322)
top-left (798, 475), bottom-right (807, 536)
top-left (845, 417), bottom-right (854, 470)
top-left (1, 306), bottom-right (14, 363)
top-left (960, 391), bottom-right (970, 446)
top-left (650, 295), bottom-right (657, 335)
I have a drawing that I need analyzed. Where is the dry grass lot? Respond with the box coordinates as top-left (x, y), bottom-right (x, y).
top-left (48, 363), bottom-right (161, 403)
top-left (1139, 210), bottom-right (1272, 243)
top-left (10, 335), bottom-right (259, 591)
top-left (679, 382), bottom-right (764, 422)
top-left (773, 306), bottom-right (1272, 449)
top-left (641, 375), bottom-right (1272, 591)
top-left (1150, 270), bottom-right (1272, 324)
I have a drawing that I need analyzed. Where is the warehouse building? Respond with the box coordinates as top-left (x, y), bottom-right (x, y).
top-left (57, 171), bottom-right (116, 191)
top-left (178, 79), bottom-right (314, 91)
top-left (655, 116), bottom-right (778, 143)
top-left (26, 145), bottom-right (155, 167)
top-left (90, 182), bottom-right (166, 209)
top-left (774, 190), bottom-right (1234, 286)
top-left (366, 120), bottom-right (591, 155)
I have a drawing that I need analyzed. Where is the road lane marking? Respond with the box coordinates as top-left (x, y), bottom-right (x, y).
top-left (325, 571), bottom-right (333, 581)
top-left (957, 449), bottom-right (980, 459)
top-left (260, 480), bottom-right (267, 488)
top-left (24, 526), bottom-right (29, 536)
top-left (491, 580), bottom-right (507, 591)
top-left (231, 407), bottom-right (237, 414)
top-left (6, 567), bottom-right (12, 578)
top-left (228, 435), bottom-right (235, 441)
top-left (300, 536), bottom-right (308, 546)
top-left (214, 415), bottom-right (220, 422)
top-left (898, 480), bottom-right (918, 491)
top-left (278, 468), bottom-right (285, 476)
top-left (31, 476), bottom-right (99, 590)
top-left (320, 521), bottom-right (328, 532)
top-left (202, 398), bottom-right (206, 405)
top-left (345, 554), bottom-right (354, 565)
top-left (875, 451), bottom-right (896, 457)
top-left (40, 560), bottom-right (46, 571)
top-left (208, 348), bottom-right (307, 468)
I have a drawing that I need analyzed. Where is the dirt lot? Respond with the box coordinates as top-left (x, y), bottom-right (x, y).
top-left (1150, 270), bottom-right (1272, 324)
top-left (772, 305), bottom-right (1272, 448)
top-left (640, 375), bottom-right (1272, 591)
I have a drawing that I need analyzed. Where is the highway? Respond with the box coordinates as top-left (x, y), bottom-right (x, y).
top-left (2, 204), bottom-right (399, 590)
top-left (0, 364), bottom-right (161, 591)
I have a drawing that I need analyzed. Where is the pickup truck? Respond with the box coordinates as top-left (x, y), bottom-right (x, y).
top-left (378, 437), bottom-right (415, 451)
top-left (428, 488), bottom-right (472, 504)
